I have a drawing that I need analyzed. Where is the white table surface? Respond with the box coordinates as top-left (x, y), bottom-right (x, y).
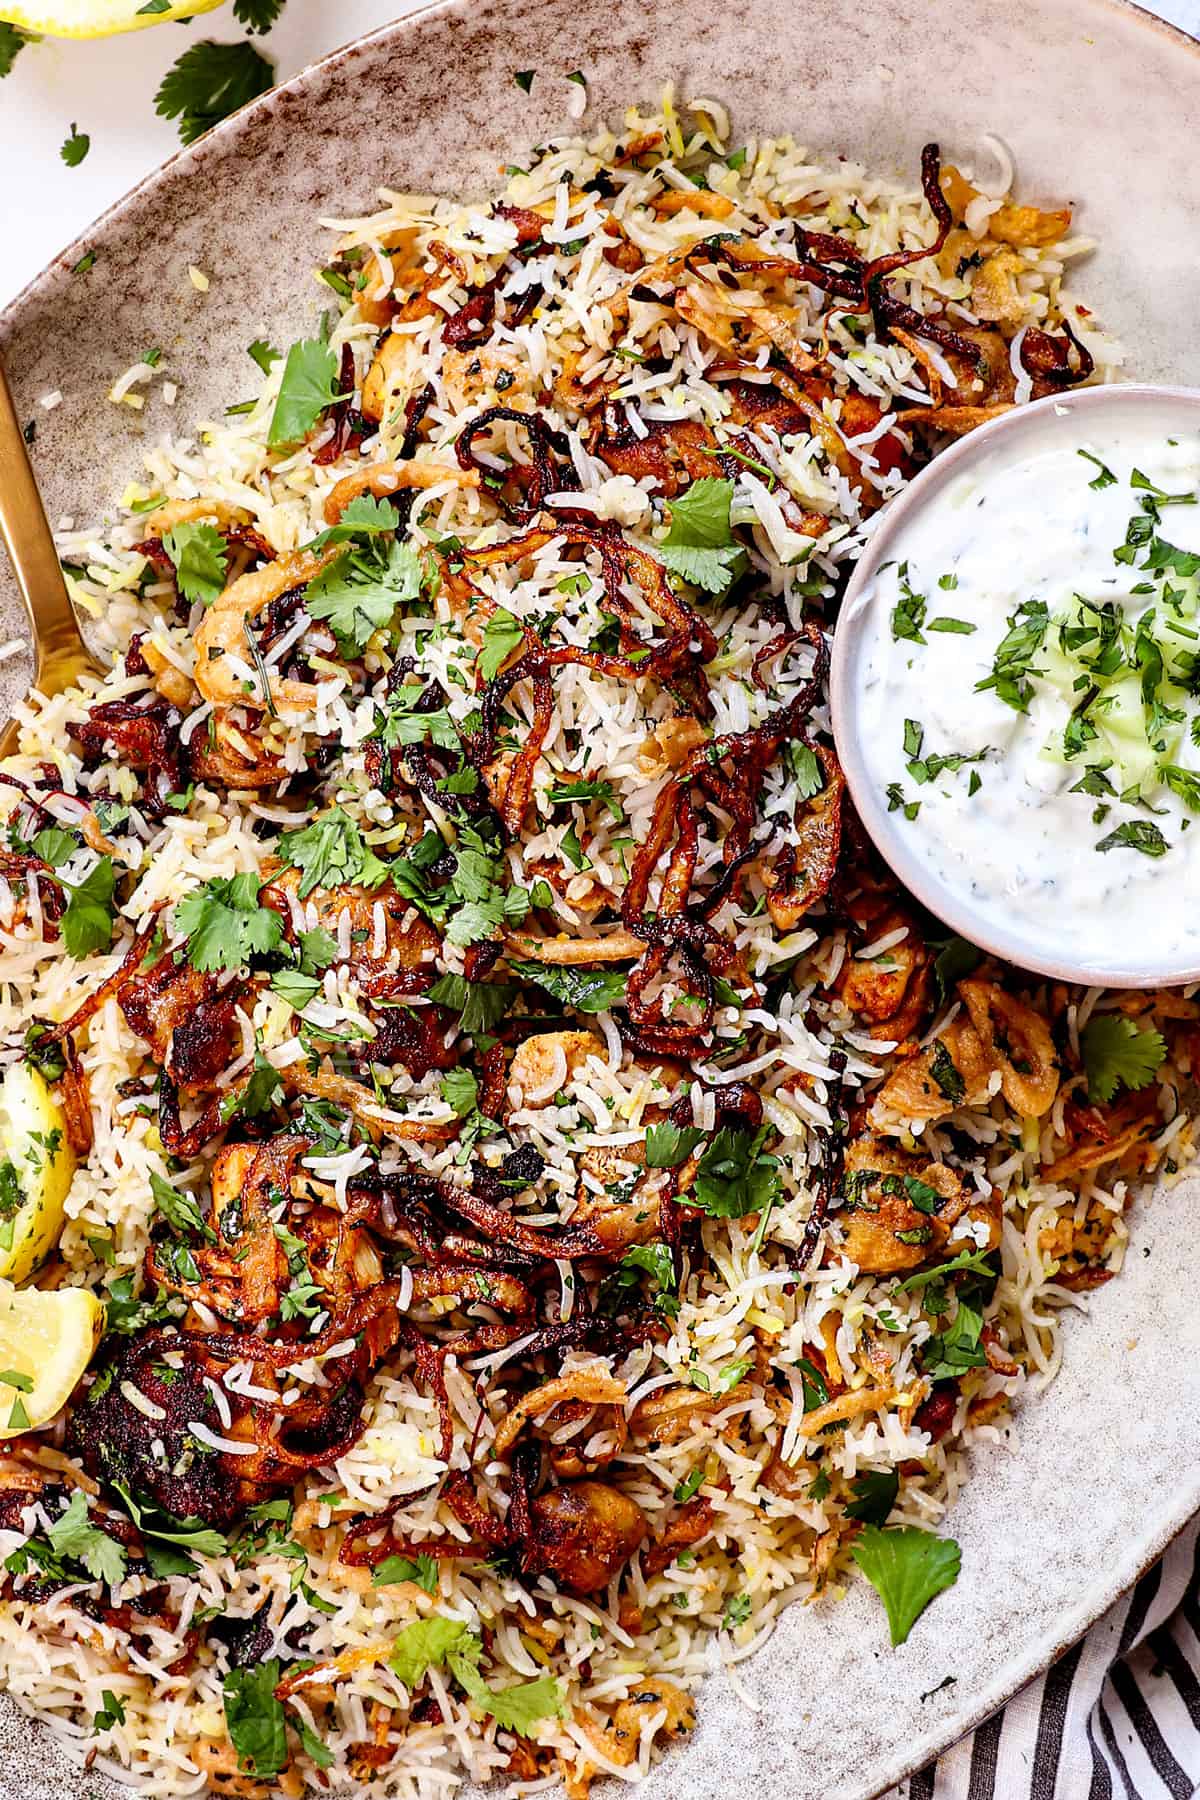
top-left (1, 0), bottom-right (1198, 311)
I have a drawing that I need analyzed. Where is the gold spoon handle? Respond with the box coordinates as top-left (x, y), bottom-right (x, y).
top-left (0, 356), bottom-right (96, 697)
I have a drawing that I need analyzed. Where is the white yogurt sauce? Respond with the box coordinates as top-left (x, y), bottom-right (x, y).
top-left (851, 415), bottom-right (1200, 975)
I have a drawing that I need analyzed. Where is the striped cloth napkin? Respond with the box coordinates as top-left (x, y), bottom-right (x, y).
top-left (888, 1519), bottom-right (1200, 1799)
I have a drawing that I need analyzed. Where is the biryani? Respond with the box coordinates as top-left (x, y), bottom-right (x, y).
top-left (0, 89), bottom-right (1190, 1799)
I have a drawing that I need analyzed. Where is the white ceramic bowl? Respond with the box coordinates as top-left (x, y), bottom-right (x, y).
top-left (830, 383), bottom-right (1200, 986)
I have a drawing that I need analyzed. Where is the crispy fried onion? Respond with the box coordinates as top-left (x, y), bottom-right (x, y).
top-left (619, 626), bottom-right (830, 1052)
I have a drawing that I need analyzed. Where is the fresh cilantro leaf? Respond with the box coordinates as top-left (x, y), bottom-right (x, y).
top-left (616, 1241), bottom-right (677, 1307)
top-left (426, 973), bottom-right (517, 1035)
top-left (112, 1482), bottom-right (228, 1560)
top-left (102, 1273), bottom-right (186, 1336)
top-left (658, 477), bottom-right (745, 595)
top-left (1161, 765), bottom-right (1200, 812)
top-left (46, 1492), bottom-right (128, 1587)
top-left (645, 1120), bottom-right (706, 1168)
top-left (223, 1658), bottom-right (287, 1777)
top-left (478, 608), bottom-right (526, 681)
top-left (690, 1124), bottom-right (781, 1220)
top-left (372, 1553), bottom-right (439, 1592)
top-left (248, 338), bottom-right (280, 374)
top-left (851, 1526), bottom-right (961, 1645)
top-left (221, 1052), bottom-right (284, 1123)
top-left (439, 1067), bottom-right (479, 1117)
top-left (1078, 449), bottom-right (1117, 489)
top-left (154, 40), bottom-right (275, 148)
top-left (784, 741), bottom-right (823, 799)
top-left (891, 563), bottom-right (927, 644)
top-left (270, 968), bottom-right (321, 1009)
top-left (278, 807), bottom-right (388, 897)
top-left (378, 687), bottom-right (461, 752)
top-left (1080, 1013), bottom-right (1167, 1104)
top-left (150, 1170), bottom-right (213, 1242)
top-left (267, 335), bottom-right (339, 447)
top-left (161, 521), bottom-right (228, 607)
top-left (506, 960), bottom-right (627, 1015)
top-left (975, 598), bottom-right (1049, 712)
top-left (722, 1593), bottom-right (752, 1629)
top-left (1096, 819), bottom-right (1168, 858)
top-left (60, 123), bottom-right (90, 168)
top-left (548, 778), bottom-right (623, 820)
top-left (93, 1690), bottom-right (126, 1733)
top-left (33, 826), bottom-right (78, 868)
top-left (898, 1248), bottom-right (997, 1294)
top-left (308, 494), bottom-right (402, 549)
top-left (513, 70), bottom-right (534, 91)
top-left (175, 870), bottom-right (284, 971)
top-left (930, 935), bottom-right (981, 1005)
top-left (294, 1717), bottom-right (334, 1769)
top-left (921, 1300), bottom-right (987, 1380)
top-left (58, 857), bottom-right (116, 960)
top-left (299, 926), bottom-right (338, 972)
top-left (0, 1370), bottom-right (31, 1391)
top-left (447, 1641), bottom-right (565, 1735)
top-left (796, 1355), bottom-right (828, 1411)
top-left (389, 1616), bottom-right (477, 1689)
top-left (305, 538), bottom-right (422, 651)
top-left (0, 23), bottom-right (29, 78)
top-left (233, 0), bottom-right (286, 31)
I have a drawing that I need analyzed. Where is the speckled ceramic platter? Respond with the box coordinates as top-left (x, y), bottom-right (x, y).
top-left (1, 2), bottom-right (1198, 1795)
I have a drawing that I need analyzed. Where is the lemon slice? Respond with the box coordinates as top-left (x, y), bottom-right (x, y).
top-left (0, 1062), bottom-right (77, 1286)
top-left (0, 0), bottom-right (223, 36)
top-left (0, 1283), bottom-right (103, 1436)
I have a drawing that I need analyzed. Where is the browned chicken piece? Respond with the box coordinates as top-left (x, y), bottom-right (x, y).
top-left (836, 902), bottom-right (932, 1044)
top-left (609, 1680), bottom-right (696, 1749)
top-left (642, 1497), bottom-right (713, 1575)
top-left (572, 1142), bottom-right (660, 1250)
top-left (837, 1135), bottom-right (969, 1274)
top-left (760, 746), bottom-right (844, 929)
top-left (508, 1030), bottom-right (601, 1106)
top-left (260, 868), bottom-right (440, 1000)
top-left (526, 1480), bottom-right (647, 1593)
top-left (959, 978), bottom-right (1060, 1117)
top-left (120, 955), bottom-right (241, 1092)
top-left (874, 1012), bottom-right (996, 1124)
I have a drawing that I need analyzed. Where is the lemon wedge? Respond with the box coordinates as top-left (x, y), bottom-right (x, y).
top-left (0, 1283), bottom-right (103, 1436)
top-left (0, 1062), bottom-right (77, 1285)
top-left (0, 0), bottom-right (223, 36)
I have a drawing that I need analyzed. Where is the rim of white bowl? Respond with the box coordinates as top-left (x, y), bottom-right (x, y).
top-left (829, 382), bottom-right (1200, 988)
